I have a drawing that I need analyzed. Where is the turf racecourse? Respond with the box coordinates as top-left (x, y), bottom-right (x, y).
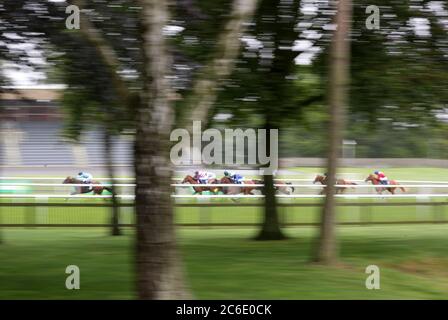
top-left (1, 167), bottom-right (448, 299)
top-left (1, 226), bottom-right (448, 299)
top-left (2, 166), bottom-right (448, 226)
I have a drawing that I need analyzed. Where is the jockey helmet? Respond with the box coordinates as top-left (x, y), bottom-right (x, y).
top-left (78, 172), bottom-right (83, 176)
top-left (224, 170), bottom-right (230, 176)
top-left (374, 170), bottom-right (379, 175)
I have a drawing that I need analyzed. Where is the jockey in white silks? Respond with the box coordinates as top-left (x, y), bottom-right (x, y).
top-left (77, 172), bottom-right (93, 183)
top-left (194, 170), bottom-right (216, 184)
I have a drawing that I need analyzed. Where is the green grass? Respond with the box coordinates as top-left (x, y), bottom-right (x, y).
top-left (286, 167), bottom-right (448, 181)
top-left (0, 167), bottom-right (448, 299)
top-left (1, 197), bottom-right (448, 226)
top-left (1, 226), bottom-right (448, 299)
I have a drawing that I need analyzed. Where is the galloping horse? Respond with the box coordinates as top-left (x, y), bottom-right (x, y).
top-left (220, 176), bottom-right (260, 195)
top-left (181, 175), bottom-right (220, 194)
top-left (273, 181), bottom-right (295, 195)
top-left (220, 177), bottom-right (294, 195)
top-left (63, 176), bottom-right (112, 195)
top-left (313, 174), bottom-right (357, 195)
top-left (365, 174), bottom-right (406, 195)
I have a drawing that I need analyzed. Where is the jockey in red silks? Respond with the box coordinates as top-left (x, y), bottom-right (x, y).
top-left (194, 170), bottom-right (216, 184)
top-left (374, 170), bottom-right (389, 185)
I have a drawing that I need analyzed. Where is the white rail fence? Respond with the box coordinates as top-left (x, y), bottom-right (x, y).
top-left (170, 183), bottom-right (448, 188)
top-left (0, 194), bottom-right (446, 199)
top-left (0, 177), bottom-right (447, 200)
top-left (1, 183), bottom-right (448, 188)
top-left (2, 176), bottom-right (448, 184)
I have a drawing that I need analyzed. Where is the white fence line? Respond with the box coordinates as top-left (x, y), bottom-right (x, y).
top-left (0, 194), bottom-right (446, 199)
top-left (171, 183), bottom-right (448, 188)
top-left (271, 179), bottom-right (448, 184)
top-left (3, 176), bottom-right (448, 184)
top-left (0, 194), bottom-right (135, 199)
top-left (0, 183), bottom-right (134, 187)
top-left (173, 194), bottom-right (265, 198)
top-left (0, 177), bottom-right (134, 181)
top-left (172, 194), bottom-right (448, 199)
top-left (172, 178), bottom-right (448, 184)
top-left (0, 183), bottom-right (447, 188)
top-left (0, 183), bottom-right (445, 188)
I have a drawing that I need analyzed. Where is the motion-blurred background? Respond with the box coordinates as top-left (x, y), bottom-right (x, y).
top-left (0, 0), bottom-right (448, 300)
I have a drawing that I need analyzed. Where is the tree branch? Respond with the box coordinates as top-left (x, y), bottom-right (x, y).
top-left (182, 0), bottom-right (259, 128)
top-left (71, 0), bottom-right (130, 104)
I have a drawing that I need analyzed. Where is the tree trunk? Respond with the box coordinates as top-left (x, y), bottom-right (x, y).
top-left (255, 119), bottom-right (285, 240)
top-left (0, 89), bottom-right (3, 244)
top-left (103, 128), bottom-right (121, 236)
top-left (314, 0), bottom-right (352, 264)
top-left (0, 117), bottom-right (2, 244)
top-left (135, 0), bottom-right (191, 299)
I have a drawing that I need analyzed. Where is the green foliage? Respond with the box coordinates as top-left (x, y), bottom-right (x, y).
top-left (1, 0), bottom-right (447, 158)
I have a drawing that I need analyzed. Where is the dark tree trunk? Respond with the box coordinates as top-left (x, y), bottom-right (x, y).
top-left (103, 128), bottom-right (121, 236)
top-left (0, 91), bottom-right (3, 244)
top-left (255, 118), bottom-right (286, 240)
top-left (135, 0), bottom-right (191, 299)
top-left (314, 0), bottom-right (352, 264)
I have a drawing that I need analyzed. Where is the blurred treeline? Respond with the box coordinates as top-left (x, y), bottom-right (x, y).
top-left (1, 1), bottom-right (447, 159)
top-left (1, 0), bottom-right (447, 298)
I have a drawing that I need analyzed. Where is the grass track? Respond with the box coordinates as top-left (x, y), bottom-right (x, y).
top-left (1, 167), bottom-right (448, 299)
top-left (286, 167), bottom-right (448, 181)
top-left (1, 197), bottom-right (448, 226)
top-left (1, 226), bottom-right (448, 299)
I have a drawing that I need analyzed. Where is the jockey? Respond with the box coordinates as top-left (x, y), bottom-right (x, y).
top-left (194, 170), bottom-right (216, 184)
top-left (224, 170), bottom-right (244, 184)
top-left (374, 170), bottom-right (388, 185)
top-left (77, 172), bottom-right (93, 184)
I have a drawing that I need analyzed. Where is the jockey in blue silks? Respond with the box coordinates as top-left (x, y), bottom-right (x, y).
top-left (224, 170), bottom-right (244, 184)
top-left (77, 172), bottom-right (93, 184)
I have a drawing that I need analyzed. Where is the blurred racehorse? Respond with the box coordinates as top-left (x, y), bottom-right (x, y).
top-left (273, 181), bottom-right (295, 195)
top-left (313, 174), bottom-right (357, 194)
top-left (365, 174), bottom-right (406, 195)
top-left (220, 176), bottom-right (260, 195)
top-left (63, 176), bottom-right (112, 195)
top-left (181, 175), bottom-right (220, 194)
top-left (220, 177), bottom-right (295, 195)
